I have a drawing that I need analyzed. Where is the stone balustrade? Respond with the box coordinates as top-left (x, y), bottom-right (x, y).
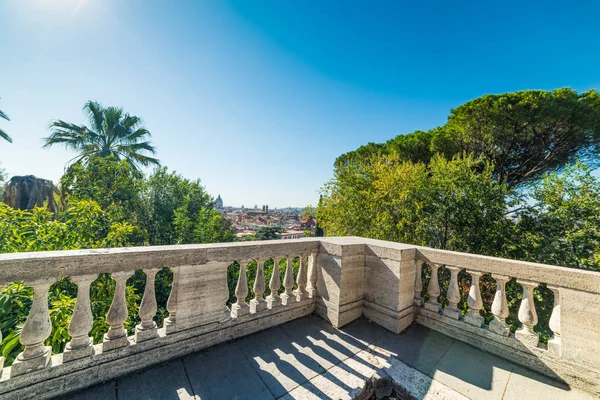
top-left (0, 237), bottom-right (598, 399)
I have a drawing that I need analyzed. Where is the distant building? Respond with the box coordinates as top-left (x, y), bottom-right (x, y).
top-left (215, 194), bottom-right (224, 210)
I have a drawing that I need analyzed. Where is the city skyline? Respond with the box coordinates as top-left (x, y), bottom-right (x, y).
top-left (1, 1), bottom-right (599, 207)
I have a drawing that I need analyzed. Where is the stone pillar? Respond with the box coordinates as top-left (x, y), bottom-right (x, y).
top-left (489, 275), bottom-right (510, 336)
top-left (166, 261), bottom-right (230, 332)
top-left (231, 261), bottom-right (250, 318)
top-left (295, 255), bottom-right (308, 301)
top-left (281, 256), bottom-right (295, 305)
top-left (424, 264), bottom-right (441, 313)
top-left (267, 258), bottom-right (282, 309)
top-left (464, 270), bottom-right (484, 327)
top-left (547, 285), bottom-right (561, 356)
top-left (135, 269), bottom-right (160, 342)
top-left (11, 280), bottom-right (53, 377)
top-left (443, 266), bottom-right (461, 320)
top-left (559, 288), bottom-right (600, 367)
top-left (413, 262), bottom-right (424, 307)
top-left (515, 280), bottom-right (539, 347)
top-left (250, 258), bottom-right (267, 313)
top-left (64, 275), bottom-right (96, 362)
top-left (362, 242), bottom-right (416, 334)
top-left (317, 239), bottom-right (365, 328)
top-left (103, 271), bottom-right (134, 351)
top-left (164, 266), bottom-right (179, 334)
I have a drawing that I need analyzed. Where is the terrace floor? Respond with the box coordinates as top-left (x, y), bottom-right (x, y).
top-left (58, 315), bottom-right (594, 400)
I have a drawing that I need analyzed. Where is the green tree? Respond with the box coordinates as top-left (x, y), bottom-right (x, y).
top-left (174, 205), bottom-right (235, 244)
top-left (0, 106), bottom-right (11, 143)
top-left (510, 162), bottom-right (600, 271)
top-left (336, 89), bottom-right (600, 188)
top-left (140, 167), bottom-right (215, 245)
top-left (255, 226), bottom-right (283, 241)
top-left (44, 100), bottom-right (160, 170)
top-left (60, 156), bottom-right (145, 230)
top-left (319, 154), bottom-right (509, 254)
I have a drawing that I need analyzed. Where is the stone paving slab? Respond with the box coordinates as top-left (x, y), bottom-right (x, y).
top-left (56, 316), bottom-right (597, 400)
top-left (428, 340), bottom-right (514, 400)
top-left (372, 323), bottom-right (454, 374)
top-left (503, 366), bottom-right (594, 400)
top-left (235, 325), bottom-right (328, 398)
top-left (116, 359), bottom-right (195, 400)
top-left (183, 341), bottom-right (274, 400)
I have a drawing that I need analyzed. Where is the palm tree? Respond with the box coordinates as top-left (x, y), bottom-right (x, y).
top-left (0, 107), bottom-right (11, 143)
top-left (44, 100), bottom-right (160, 170)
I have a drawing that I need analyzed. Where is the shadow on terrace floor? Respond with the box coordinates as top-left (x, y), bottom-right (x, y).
top-left (58, 315), bottom-right (594, 400)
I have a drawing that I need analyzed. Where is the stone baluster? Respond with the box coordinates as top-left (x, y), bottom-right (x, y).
top-left (515, 280), bottom-right (539, 347)
top-left (135, 269), bottom-right (160, 342)
top-left (281, 256), bottom-right (295, 305)
top-left (424, 263), bottom-right (441, 313)
top-left (103, 271), bottom-right (134, 351)
top-left (443, 266), bottom-right (461, 319)
top-left (11, 280), bottom-right (53, 377)
top-left (267, 257), bottom-right (282, 308)
top-left (164, 266), bottom-right (179, 334)
top-left (489, 275), bottom-right (510, 336)
top-left (464, 270), bottom-right (484, 327)
top-left (548, 285), bottom-right (561, 356)
top-left (295, 255), bottom-right (308, 302)
top-left (306, 251), bottom-right (318, 298)
top-left (231, 261), bottom-right (250, 317)
top-left (414, 262), bottom-right (424, 306)
top-left (250, 258), bottom-right (267, 313)
top-left (64, 275), bottom-right (96, 362)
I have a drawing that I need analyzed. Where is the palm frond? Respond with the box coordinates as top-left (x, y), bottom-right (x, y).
top-left (0, 128), bottom-right (13, 143)
top-left (0, 109), bottom-right (9, 121)
top-left (83, 101), bottom-right (105, 134)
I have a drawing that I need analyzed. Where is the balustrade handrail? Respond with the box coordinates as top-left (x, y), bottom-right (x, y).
top-left (416, 246), bottom-right (600, 294)
top-left (0, 238), bottom-right (321, 283)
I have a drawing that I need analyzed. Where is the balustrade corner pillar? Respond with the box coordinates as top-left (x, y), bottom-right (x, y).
top-left (11, 280), bottom-right (53, 377)
top-left (231, 261), bottom-right (250, 318)
top-left (443, 266), bottom-right (461, 320)
top-left (464, 270), bottom-right (485, 327)
top-left (135, 269), bottom-right (160, 342)
top-left (64, 275), bottom-right (97, 362)
top-left (413, 262), bottom-right (424, 307)
top-left (515, 280), bottom-right (540, 347)
top-left (267, 258), bottom-right (282, 309)
top-left (281, 256), bottom-right (295, 305)
top-left (548, 285), bottom-right (561, 356)
top-left (424, 263), bottom-right (442, 313)
top-left (103, 271), bottom-right (134, 351)
top-left (294, 255), bottom-right (309, 302)
top-left (489, 275), bottom-right (510, 336)
top-left (250, 258), bottom-right (267, 313)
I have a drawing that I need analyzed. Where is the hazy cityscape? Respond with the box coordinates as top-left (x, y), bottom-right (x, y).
top-left (214, 194), bottom-right (315, 239)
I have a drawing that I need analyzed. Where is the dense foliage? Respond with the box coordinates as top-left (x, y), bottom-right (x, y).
top-left (321, 89), bottom-right (600, 343)
top-left (337, 89), bottom-right (600, 188)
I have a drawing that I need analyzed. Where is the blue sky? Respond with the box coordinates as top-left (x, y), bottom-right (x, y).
top-left (0, 1), bottom-right (599, 207)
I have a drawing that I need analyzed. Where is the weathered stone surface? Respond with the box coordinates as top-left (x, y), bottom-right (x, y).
top-left (561, 288), bottom-right (600, 368)
top-left (171, 261), bottom-right (230, 331)
top-left (10, 346), bottom-right (51, 377)
top-left (1, 237), bottom-right (600, 399)
top-left (62, 344), bottom-right (94, 363)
